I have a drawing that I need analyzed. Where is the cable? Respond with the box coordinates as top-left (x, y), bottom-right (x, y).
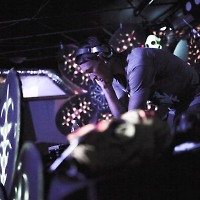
top-left (32, 0), bottom-right (52, 19)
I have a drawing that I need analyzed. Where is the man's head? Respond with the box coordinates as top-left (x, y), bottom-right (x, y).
top-left (75, 36), bottom-right (113, 65)
top-left (75, 36), bottom-right (114, 85)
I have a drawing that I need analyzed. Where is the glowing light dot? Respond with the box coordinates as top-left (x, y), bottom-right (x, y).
top-left (123, 45), bottom-right (128, 49)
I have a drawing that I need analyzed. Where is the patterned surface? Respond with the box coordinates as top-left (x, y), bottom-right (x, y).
top-left (0, 69), bottom-right (21, 195)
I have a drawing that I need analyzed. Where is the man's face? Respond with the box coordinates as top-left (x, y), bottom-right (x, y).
top-left (80, 60), bottom-right (112, 84)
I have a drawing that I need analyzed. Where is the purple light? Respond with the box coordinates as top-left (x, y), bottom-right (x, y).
top-left (185, 1), bottom-right (192, 12)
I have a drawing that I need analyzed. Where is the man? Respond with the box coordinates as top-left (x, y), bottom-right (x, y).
top-left (75, 36), bottom-right (200, 127)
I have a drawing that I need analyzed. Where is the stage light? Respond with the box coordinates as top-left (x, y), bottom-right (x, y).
top-left (182, 0), bottom-right (200, 18)
top-left (186, 1), bottom-right (192, 11)
top-left (160, 26), bottom-right (167, 31)
top-left (109, 24), bottom-right (146, 52)
top-left (187, 23), bottom-right (200, 65)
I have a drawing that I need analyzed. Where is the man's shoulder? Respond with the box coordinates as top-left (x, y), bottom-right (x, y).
top-left (131, 47), bottom-right (145, 54)
top-left (128, 47), bottom-right (153, 61)
top-left (130, 47), bottom-right (175, 59)
top-left (130, 47), bottom-right (156, 57)
top-left (131, 47), bottom-right (163, 53)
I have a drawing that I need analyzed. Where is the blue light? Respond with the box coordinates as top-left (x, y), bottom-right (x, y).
top-left (174, 142), bottom-right (200, 153)
top-left (185, 1), bottom-right (192, 12)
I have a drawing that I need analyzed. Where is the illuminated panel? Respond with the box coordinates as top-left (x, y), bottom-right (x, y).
top-left (109, 24), bottom-right (146, 52)
top-left (0, 69), bottom-right (83, 99)
top-left (21, 76), bottom-right (66, 98)
top-left (89, 84), bottom-right (109, 111)
top-left (60, 96), bottom-right (93, 127)
top-left (58, 44), bottom-right (91, 90)
top-left (187, 23), bottom-right (200, 65)
top-left (56, 84), bottom-right (112, 135)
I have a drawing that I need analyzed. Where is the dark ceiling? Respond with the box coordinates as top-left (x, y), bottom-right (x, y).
top-left (0, 0), bottom-right (199, 70)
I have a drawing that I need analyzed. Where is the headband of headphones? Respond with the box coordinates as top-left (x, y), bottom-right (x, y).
top-left (75, 45), bottom-right (113, 58)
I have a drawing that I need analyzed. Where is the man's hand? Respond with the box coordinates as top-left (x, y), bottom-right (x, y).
top-left (95, 78), bottom-right (112, 89)
top-left (95, 79), bottom-right (108, 90)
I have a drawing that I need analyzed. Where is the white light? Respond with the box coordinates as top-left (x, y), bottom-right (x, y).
top-left (123, 45), bottom-right (128, 49)
top-left (174, 142), bottom-right (199, 152)
top-left (22, 174), bottom-right (29, 200)
top-left (116, 48), bottom-right (120, 52)
top-left (148, 0), bottom-right (154, 4)
top-left (160, 26), bottom-right (167, 31)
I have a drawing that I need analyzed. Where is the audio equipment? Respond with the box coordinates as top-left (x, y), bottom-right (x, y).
top-left (75, 45), bottom-right (113, 59)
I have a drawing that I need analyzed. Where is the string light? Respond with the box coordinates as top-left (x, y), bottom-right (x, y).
top-left (187, 23), bottom-right (200, 65)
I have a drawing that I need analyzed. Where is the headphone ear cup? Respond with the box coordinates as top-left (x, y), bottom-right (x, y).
top-left (98, 45), bottom-right (113, 59)
top-left (97, 52), bottom-right (107, 60)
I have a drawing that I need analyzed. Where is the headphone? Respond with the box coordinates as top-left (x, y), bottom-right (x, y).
top-left (75, 45), bottom-right (113, 59)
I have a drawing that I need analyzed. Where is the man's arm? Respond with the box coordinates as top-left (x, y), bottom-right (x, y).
top-left (101, 85), bottom-right (127, 117)
top-left (128, 90), bottom-right (149, 110)
top-left (99, 81), bottom-right (149, 117)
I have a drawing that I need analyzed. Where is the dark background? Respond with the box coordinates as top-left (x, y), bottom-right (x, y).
top-left (0, 0), bottom-right (199, 70)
